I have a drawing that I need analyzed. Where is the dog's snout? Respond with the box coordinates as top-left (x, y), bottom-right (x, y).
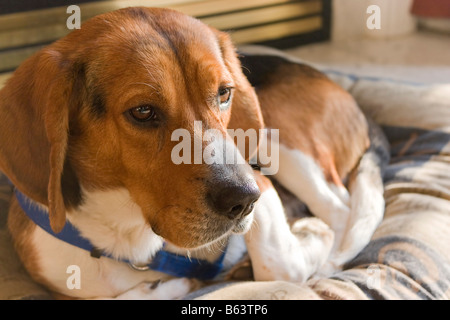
top-left (208, 182), bottom-right (260, 219)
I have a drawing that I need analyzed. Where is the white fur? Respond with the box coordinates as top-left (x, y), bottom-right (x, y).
top-left (275, 143), bottom-right (350, 239)
top-left (322, 165), bottom-right (385, 272)
top-left (33, 226), bottom-right (170, 298)
top-left (222, 234), bottom-right (247, 270)
top-left (32, 188), bottom-right (246, 299)
top-left (328, 183), bottom-right (350, 206)
top-left (112, 278), bottom-right (193, 300)
top-left (68, 188), bottom-right (164, 264)
top-left (245, 187), bottom-right (333, 282)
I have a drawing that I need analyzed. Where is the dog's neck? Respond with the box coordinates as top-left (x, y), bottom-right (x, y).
top-left (15, 185), bottom-right (247, 279)
top-left (69, 187), bottom-right (238, 263)
top-left (67, 187), bottom-right (247, 277)
top-left (67, 188), bottom-right (166, 264)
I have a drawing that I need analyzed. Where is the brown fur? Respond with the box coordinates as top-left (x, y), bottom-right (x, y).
top-left (6, 198), bottom-right (45, 288)
top-left (255, 63), bottom-right (369, 185)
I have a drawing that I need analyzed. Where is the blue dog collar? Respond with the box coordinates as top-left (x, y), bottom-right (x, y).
top-left (13, 188), bottom-right (226, 280)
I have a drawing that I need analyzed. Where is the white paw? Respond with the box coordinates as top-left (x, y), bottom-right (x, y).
top-left (291, 218), bottom-right (334, 275)
top-left (328, 183), bottom-right (350, 207)
top-left (291, 217), bottom-right (335, 254)
top-left (255, 218), bottom-right (334, 283)
top-left (116, 278), bottom-right (195, 300)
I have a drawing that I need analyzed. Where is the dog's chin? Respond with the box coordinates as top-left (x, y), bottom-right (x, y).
top-left (201, 211), bottom-right (255, 248)
top-left (174, 211), bottom-right (255, 250)
top-left (155, 209), bottom-right (255, 251)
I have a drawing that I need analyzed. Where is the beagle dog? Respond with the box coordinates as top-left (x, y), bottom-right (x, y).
top-left (0, 7), bottom-right (388, 299)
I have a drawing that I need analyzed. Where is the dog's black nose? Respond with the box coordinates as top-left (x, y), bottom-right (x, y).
top-left (208, 182), bottom-right (260, 219)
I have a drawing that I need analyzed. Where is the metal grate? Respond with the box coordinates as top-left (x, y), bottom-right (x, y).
top-left (0, 0), bottom-right (331, 84)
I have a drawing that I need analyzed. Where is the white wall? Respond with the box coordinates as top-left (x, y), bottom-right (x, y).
top-left (332, 0), bottom-right (417, 41)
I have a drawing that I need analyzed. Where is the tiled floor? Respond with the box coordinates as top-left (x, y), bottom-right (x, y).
top-left (285, 31), bottom-right (450, 84)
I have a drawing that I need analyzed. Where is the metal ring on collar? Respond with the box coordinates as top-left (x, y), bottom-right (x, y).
top-left (128, 263), bottom-right (151, 271)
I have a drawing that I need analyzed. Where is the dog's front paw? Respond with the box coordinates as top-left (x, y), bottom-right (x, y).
top-left (116, 278), bottom-right (197, 300)
top-left (291, 218), bottom-right (334, 253)
top-left (290, 217), bottom-right (334, 276)
top-left (252, 218), bottom-right (334, 283)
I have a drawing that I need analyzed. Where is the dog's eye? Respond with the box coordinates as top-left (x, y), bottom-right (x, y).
top-left (129, 105), bottom-right (157, 122)
top-left (218, 87), bottom-right (232, 110)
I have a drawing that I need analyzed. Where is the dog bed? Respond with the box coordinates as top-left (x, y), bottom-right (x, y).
top-left (0, 49), bottom-right (449, 300)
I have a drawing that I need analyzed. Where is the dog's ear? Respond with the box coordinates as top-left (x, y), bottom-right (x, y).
top-left (0, 48), bottom-right (78, 232)
top-left (214, 30), bottom-right (264, 160)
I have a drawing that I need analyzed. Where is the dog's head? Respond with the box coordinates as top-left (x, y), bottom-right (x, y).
top-left (0, 7), bottom-right (264, 248)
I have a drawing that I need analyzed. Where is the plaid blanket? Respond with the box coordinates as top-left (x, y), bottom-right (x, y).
top-left (1, 52), bottom-right (449, 300)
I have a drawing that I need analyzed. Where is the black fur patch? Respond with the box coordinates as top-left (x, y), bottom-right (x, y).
top-left (61, 157), bottom-right (83, 210)
top-left (238, 54), bottom-right (290, 88)
top-left (239, 53), bottom-right (329, 93)
top-left (71, 62), bottom-right (106, 118)
top-left (90, 90), bottom-right (106, 118)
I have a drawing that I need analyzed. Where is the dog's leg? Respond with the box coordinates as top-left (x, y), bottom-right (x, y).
top-left (93, 278), bottom-right (195, 300)
top-left (245, 173), bottom-right (334, 282)
top-left (274, 143), bottom-right (351, 244)
top-left (320, 166), bottom-right (384, 273)
top-left (321, 119), bottom-right (389, 273)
